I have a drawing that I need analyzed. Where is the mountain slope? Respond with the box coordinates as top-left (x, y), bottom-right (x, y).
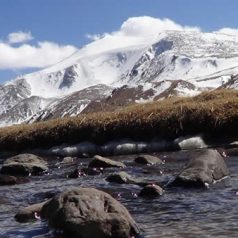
top-left (1, 30), bottom-right (238, 127)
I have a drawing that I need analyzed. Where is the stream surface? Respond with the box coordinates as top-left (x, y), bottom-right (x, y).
top-left (0, 149), bottom-right (238, 238)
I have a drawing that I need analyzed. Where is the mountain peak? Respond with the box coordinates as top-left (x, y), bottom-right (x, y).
top-left (1, 29), bottom-right (238, 127)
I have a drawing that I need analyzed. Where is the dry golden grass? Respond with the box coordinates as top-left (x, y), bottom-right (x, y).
top-left (1, 89), bottom-right (238, 152)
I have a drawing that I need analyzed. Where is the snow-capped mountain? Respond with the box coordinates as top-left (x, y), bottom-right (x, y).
top-left (1, 29), bottom-right (238, 127)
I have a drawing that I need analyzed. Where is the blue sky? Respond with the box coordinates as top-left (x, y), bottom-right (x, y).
top-left (0, 0), bottom-right (238, 83)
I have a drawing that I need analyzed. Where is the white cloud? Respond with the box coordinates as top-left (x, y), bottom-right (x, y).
top-left (8, 31), bottom-right (34, 44)
top-left (85, 33), bottom-right (103, 41)
top-left (82, 16), bottom-right (201, 56)
top-left (214, 27), bottom-right (238, 37)
top-left (86, 16), bottom-right (200, 44)
top-left (0, 41), bottom-right (77, 69)
top-left (118, 16), bottom-right (200, 37)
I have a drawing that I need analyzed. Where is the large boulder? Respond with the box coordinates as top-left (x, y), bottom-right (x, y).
top-left (170, 149), bottom-right (229, 188)
top-left (134, 154), bottom-right (163, 165)
top-left (88, 155), bottom-right (126, 168)
top-left (41, 188), bottom-right (141, 238)
top-left (1, 154), bottom-right (48, 176)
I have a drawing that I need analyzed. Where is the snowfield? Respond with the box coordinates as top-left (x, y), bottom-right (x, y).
top-left (1, 27), bottom-right (238, 127)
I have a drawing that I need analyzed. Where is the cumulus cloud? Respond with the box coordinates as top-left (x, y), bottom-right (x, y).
top-left (86, 16), bottom-right (200, 43)
top-left (118, 16), bottom-right (200, 37)
top-left (7, 31), bottom-right (34, 44)
top-left (0, 41), bottom-right (77, 69)
top-left (83, 16), bottom-right (201, 56)
top-left (214, 27), bottom-right (238, 37)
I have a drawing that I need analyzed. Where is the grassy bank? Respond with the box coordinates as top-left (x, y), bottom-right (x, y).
top-left (1, 89), bottom-right (238, 152)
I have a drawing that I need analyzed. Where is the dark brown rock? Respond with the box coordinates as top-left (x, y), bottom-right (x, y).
top-left (138, 184), bottom-right (164, 197)
top-left (15, 200), bottom-right (48, 223)
top-left (170, 149), bottom-right (229, 188)
top-left (41, 187), bottom-right (141, 238)
top-left (88, 155), bottom-right (125, 168)
top-left (1, 153), bottom-right (48, 176)
top-left (134, 154), bottom-right (163, 165)
top-left (106, 171), bottom-right (147, 186)
top-left (81, 167), bottom-right (104, 175)
top-left (0, 175), bottom-right (17, 185)
top-left (67, 168), bottom-right (86, 178)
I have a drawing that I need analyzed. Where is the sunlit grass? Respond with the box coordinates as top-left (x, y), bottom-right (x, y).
top-left (0, 89), bottom-right (238, 152)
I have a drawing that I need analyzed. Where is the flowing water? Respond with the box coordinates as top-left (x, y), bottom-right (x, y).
top-left (0, 149), bottom-right (238, 238)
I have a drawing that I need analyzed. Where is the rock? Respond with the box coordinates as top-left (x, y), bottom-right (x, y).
top-left (67, 167), bottom-right (104, 178)
top-left (134, 154), bottom-right (163, 165)
top-left (170, 149), bottom-right (229, 188)
top-left (3, 153), bottom-right (47, 165)
top-left (15, 200), bottom-right (48, 223)
top-left (225, 148), bottom-right (238, 156)
top-left (81, 167), bottom-right (104, 175)
top-left (0, 175), bottom-right (17, 185)
top-left (61, 156), bottom-right (75, 164)
top-left (41, 187), bottom-right (141, 238)
top-left (88, 155), bottom-right (126, 168)
top-left (106, 171), bottom-right (135, 184)
top-left (67, 168), bottom-right (86, 178)
top-left (1, 153), bottom-right (48, 176)
top-left (106, 171), bottom-right (147, 186)
top-left (138, 184), bottom-right (164, 197)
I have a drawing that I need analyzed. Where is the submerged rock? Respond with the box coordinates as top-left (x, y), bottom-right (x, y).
top-left (67, 167), bottom-right (104, 178)
top-left (134, 154), bottom-right (163, 165)
top-left (170, 149), bottom-right (229, 188)
top-left (81, 167), bottom-right (104, 175)
top-left (67, 168), bottom-right (86, 178)
top-left (106, 171), bottom-right (147, 186)
top-left (0, 175), bottom-right (17, 186)
top-left (88, 155), bottom-right (126, 168)
top-left (1, 153), bottom-right (48, 176)
top-left (41, 187), bottom-right (141, 238)
top-left (138, 184), bottom-right (164, 197)
top-left (15, 201), bottom-right (48, 223)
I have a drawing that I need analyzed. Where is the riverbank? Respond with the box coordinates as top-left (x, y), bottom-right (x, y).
top-left (1, 89), bottom-right (238, 154)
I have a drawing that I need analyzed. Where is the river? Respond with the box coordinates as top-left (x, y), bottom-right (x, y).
top-left (0, 149), bottom-right (237, 238)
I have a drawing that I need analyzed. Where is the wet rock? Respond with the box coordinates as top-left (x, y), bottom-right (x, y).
top-left (134, 154), bottom-right (163, 165)
top-left (138, 184), bottom-right (164, 197)
top-left (81, 167), bottom-right (104, 175)
top-left (61, 156), bottom-right (75, 164)
top-left (0, 175), bottom-right (17, 185)
top-left (67, 167), bottom-right (104, 178)
top-left (88, 155), bottom-right (126, 168)
top-left (106, 171), bottom-right (147, 186)
top-left (170, 149), bottom-right (229, 188)
top-left (225, 148), bottom-right (238, 156)
top-left (67, 168), bottom-right (86, 178)
top-left (41, 187), bottom-right (141, 238)
top-left (1, 153), bottom-right (48, 176)
top-left (15, 200), bottom-right (48, 223)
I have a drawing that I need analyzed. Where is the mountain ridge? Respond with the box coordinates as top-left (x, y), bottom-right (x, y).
top-left (1, 30), bottom-right (238, 127)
